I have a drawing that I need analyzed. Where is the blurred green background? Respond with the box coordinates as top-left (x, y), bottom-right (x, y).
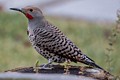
top-left (0, 12), bottom-right (120, 76)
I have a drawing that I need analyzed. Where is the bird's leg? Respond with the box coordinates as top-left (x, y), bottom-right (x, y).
top-left (39, 59), bottom-right (53, 69)
top-left (66, 59), bottom-right (71, 65)
top-left (64, 59), bottom-right (71, 69)
top-left (43, 59), bottom-right (53, 67)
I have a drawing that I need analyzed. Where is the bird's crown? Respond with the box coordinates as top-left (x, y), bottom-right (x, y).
top-left (10, 6), bottom-right (43, 20)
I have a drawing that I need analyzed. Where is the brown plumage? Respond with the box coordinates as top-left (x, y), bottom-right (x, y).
top-left (10, 6), bottom-right (104, 70)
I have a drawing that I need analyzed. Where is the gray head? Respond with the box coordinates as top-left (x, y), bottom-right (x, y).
top-left (10, 6), bottom-right (44, 20)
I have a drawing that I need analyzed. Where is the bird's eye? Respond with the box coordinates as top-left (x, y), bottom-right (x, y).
top-left (29, 9), bottom-right (33, 12)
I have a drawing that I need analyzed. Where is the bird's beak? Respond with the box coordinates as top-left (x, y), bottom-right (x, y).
top-left (10, 8), bottom-right (25, 14)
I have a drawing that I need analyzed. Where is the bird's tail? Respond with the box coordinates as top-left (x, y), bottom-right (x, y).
top-left (89, 62), bottom-right (111, 74)
top-left (88, 62), bottom-right (104, 70)
top-left (79, 56), bottom-right (109, 74)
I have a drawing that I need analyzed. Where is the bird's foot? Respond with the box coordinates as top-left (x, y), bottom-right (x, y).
top-left (39, 64), bottom-right (53, 70)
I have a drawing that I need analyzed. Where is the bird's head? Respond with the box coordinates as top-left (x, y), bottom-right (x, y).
top-left (10, 6), bottom-right (44, 20)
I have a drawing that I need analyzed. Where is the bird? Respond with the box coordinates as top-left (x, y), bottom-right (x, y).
top-left (10, 6), bottom-right (104, 70)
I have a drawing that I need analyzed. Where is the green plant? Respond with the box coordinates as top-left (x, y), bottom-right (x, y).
top-left (105, 9), bottom-right (120, 74)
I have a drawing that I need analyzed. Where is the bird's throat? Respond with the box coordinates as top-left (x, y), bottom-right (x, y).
top-left (25, 13), bottom-right (33, 20)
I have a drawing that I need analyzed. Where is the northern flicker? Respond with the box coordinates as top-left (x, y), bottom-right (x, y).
top-left (10, 6), bottom-right (104, 70)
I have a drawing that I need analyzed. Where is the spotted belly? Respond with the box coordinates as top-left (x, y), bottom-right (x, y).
top-left (33, 45), bottom-right (66, 63)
